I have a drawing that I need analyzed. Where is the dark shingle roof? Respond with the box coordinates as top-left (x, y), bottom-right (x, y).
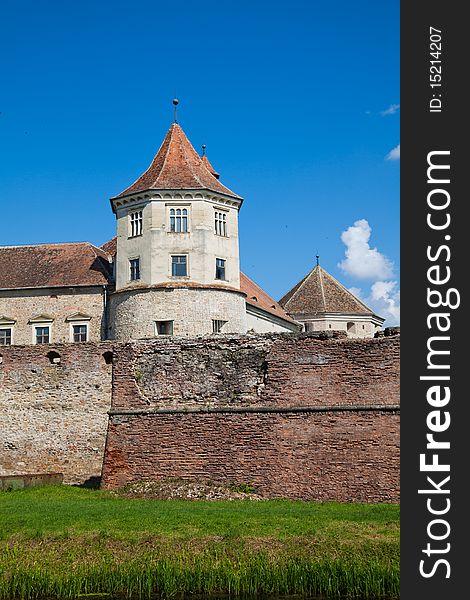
top-left (0, 243), bottom-right (113, 290)
top-left (112, 123), bottom-right (242, 201)
top-left (279, 265), bottom-right (374, 316)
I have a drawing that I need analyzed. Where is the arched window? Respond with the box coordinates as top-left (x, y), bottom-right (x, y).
top-left (214, 211), bottom-right (227, 236)
top-left (129, 211), bottom-right (143, 237)
top-left (170, 208), bottom-right (188, 233)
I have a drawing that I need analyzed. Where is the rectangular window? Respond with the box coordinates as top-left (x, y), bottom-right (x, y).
top-left (130, 258), bottom-right (141, 281)
top-left (170, 208), bottom-right (189, 233)
top-left (215, 258), bottom-right (226, 280)
top-left (129, 211), bottom-right (143, 237)
top-left (212, 319), bottom-right (227, 333)
top-left (35, 326), bottom-right (50, 344)
top-left (155, 320), bottom-right (174, 335)
top-left (73, 324), bottom-right (87, 342)
top-left (171, 255), bottom-right (187, 277)
top-left (0, 328), bottom-right (12, 345)
top-left (214, 211), bottom-right (227, 236)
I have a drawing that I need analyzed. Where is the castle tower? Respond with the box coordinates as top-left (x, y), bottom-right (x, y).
top-left (108, 113), bottom-right (247, 340)
top-left (279, 263), bottom-right (384, 337)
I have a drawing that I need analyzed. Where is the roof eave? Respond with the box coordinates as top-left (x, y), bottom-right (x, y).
top-left (110, 187), bottom-right (244, 213)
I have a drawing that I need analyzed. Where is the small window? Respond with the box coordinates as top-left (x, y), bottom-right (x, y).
top-left (130, 258), bottom-right (141, 281)
top-left (170, 208), bottom-right (188, 233)
top-left (212, 319), bottom-right (227, 333)
top-left (304, 323), bottom-right (312, 332)
top-left (129, 211), bottom-right (143, 237)
top-left (155, 320), bottom-right (173, 335)
top-left (73, 324), bottom-right (87, 342)
top-left (35, 326), bottom-right (50, 344)
top-left (214, 211), bottom-right (227, 236)
top-left (0, 328), bottom-right (12, 346)
top-left (171, 255), bottom-right (187, 277)
top-left (215, 258), bottom-right (226, 280)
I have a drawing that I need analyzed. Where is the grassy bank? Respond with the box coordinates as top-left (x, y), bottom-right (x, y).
top-left (0, 485), bottom-right (399, 599)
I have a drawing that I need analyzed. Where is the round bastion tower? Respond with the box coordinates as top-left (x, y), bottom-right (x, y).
top-left (108, 106), bottom-right (247, 340)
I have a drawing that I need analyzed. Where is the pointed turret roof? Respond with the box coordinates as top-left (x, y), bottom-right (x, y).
top-left (279, 265), bottom-right (375, 316)
top-left (112, 123), bottom-right (242, 201)
top-left (201, 154), bottom-right (220, 179)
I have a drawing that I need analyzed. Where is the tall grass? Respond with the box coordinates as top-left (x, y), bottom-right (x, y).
top-left (0, 549), bottom-right (399, 599)
top-left (0, 487), bottom-right (399, 599)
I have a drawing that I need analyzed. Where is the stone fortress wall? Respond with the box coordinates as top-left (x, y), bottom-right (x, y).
top-left (0, 332), bottom-right (400, 501)
top-left (0, 342), bottom-right (113, 484)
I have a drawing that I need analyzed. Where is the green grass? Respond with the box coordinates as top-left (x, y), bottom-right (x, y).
top-left (0, 485), bottom-right (399, 599)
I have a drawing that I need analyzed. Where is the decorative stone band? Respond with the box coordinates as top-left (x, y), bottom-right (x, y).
top-left (109, 404), bottom-right (400, 416)
top-left (110, 281), bottom-right (247, 297)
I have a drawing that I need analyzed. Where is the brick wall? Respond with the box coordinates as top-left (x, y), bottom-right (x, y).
top-left (0, 343), bottom-right (113, 484)
top-left (101, 333), bottom-right (400, 502)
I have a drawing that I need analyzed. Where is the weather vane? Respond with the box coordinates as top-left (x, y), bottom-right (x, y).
top-left (201, 144), bottom-right (206, 156)
top-left (316, 255), bottom-right (320, 266)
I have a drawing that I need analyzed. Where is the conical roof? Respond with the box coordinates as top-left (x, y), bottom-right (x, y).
top-left (201, 154), bottom-right (220, 179)
top-left (279, 265), bottom-right (374, 316)
top-left (112, 123), bottom-right (241, 200)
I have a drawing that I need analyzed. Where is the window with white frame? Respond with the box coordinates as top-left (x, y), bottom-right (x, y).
top-left (0, 328), bottom-right (12, 345)
top-left (155, 320), bottom-right (174, 335)
top-left (129, 257), bottom-right (141, 281)
top-left (72, 324), bottom-right (88, 342)
top-left (171, 255), bottom-right (187, 277)
top-left (129, 211), bottom-right (143, 237)
top-left (214, 211), bottom-right (227, 236)
top-left (35, 326), bottom-right (50, 344)
top-left (212, 319), bottom-right (227, 333)
top-left (215, 258), bottom-right (226, 280)
top-left (170, 208), bottom-right (188, 233)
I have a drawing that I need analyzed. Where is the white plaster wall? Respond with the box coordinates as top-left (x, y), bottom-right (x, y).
top-left (298, 316), bottom-right (381, 338)
top-left (246, 311), bottom-right (295, 333)
top-left (115, 194), bottom-right (240, 290)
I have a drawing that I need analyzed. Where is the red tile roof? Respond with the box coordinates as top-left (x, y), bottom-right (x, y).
top-left (112, 123), bottom-right (242, 201)
top-left (201, 155), bottom-right (220, 179)
top-left (100, 236), bottom-right (117, 258)
top-left (0, 243), bottom-right (113, 290)
top-left (240, 272), bottom-right (298, 325)
top-left (279, 265), bottom-right (375, 315)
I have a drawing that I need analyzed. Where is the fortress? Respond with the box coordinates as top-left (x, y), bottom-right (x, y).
top-left (0, 107), bottom-right (399, 502)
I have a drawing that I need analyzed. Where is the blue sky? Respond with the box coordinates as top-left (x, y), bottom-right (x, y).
top-left (0, 0), bottom-right (399, 323)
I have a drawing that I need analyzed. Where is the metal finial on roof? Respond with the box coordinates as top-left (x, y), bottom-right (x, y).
top-left (201, 144), bottom-right (206, 156)
top-left (316, 255), bottom-right (320, 266)
top-left (172, 98), bottom-right (179, 123)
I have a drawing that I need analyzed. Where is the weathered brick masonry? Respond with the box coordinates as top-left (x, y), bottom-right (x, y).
top-left (101, 332), bottom-right (400, 502)
top-left (0, 343), bottom-right (113, 484)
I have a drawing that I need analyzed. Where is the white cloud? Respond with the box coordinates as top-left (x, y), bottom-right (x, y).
top-left (348, 286), bottom-right (363, 299)
top-left (381, 103), bottom-right (400, 116)
top-left (386, 144), bottom-right (400, 160)
top-left (339, 221), bottom-right (399, 327)
top-left (368, 281), bottom-right (400, 326)
top-left (348, 282), bottom-right (400, 327)
top-left (338, 219), bottom-right (394, 280)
